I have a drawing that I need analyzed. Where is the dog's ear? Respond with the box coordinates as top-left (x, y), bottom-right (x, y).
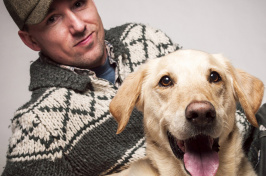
top-left (213, 54), bottom-right (264, 127)
top-left (232, 69), bottom-right (264, 127)
top-left (109, 66), bottom-right (146, 134)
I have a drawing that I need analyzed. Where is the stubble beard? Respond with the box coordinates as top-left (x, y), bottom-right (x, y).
top-left (74, 38), bottom-right (106, 69)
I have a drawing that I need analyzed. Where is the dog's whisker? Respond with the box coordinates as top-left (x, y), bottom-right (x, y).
top-left (159, 118), bottom-right (169, 137)
top-left (223, 121), bottom-right (230, 131)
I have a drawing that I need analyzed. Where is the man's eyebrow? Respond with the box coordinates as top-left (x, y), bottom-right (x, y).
top-left (45, 0), bottom-right (76, 16)
top-left (46, 7), bottom-right (55, 16)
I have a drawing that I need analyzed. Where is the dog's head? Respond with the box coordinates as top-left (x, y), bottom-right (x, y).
top-left (110, 50), bottom-right (264, 175)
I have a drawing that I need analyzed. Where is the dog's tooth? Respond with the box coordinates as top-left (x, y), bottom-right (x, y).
top-left (177, 140), bottom-right (185, 152)
top-left (209, 136), bottom-right (214, 147)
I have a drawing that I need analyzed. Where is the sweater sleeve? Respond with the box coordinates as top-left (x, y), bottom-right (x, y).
top-left (2, 107), bottom-right (76, 176)
top-left (2, 157), bottom-right (75, 176)
top-left (236, 103), bottom-right (266, 175)
top-left (2, 86), bottom-right (146, 176)
top-left (256, 103), bottom-right (266, 175)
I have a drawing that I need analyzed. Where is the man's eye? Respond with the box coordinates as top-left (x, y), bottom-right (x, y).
top-left (74, 1), bottom-right (85, 8)
top-left (47, 16), bottom-right (56, 24)
top-left (75, 2), bottom-right (82, 7)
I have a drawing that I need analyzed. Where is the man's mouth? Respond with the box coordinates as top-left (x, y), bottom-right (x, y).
top-left (167, 132), bottom-right (220, 176)
top-left (74, 32), bottom-right (93, 47)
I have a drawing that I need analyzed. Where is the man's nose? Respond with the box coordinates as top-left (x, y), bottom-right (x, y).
top-left (67, 11), bottom-right (85, 34)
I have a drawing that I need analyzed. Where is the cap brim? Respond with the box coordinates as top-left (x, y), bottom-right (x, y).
top-left (26, 0), bottom-right (54, 25)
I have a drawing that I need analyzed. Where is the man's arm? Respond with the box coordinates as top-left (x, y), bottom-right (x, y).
top-left (256, 103), bottom-right (266, 175)
top-left (2, 111), bottom-right (76, 176)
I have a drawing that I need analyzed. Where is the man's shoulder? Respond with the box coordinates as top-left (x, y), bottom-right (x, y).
top-left (105, 22), bottom-right (170, 40)
top-left (16, 87), bottom-right (68, 113)
top-left (29, 58), bottom-right (93, 92)
top-left (105, 23), bottom-right (144, 34)
top-left (105, 22), bottom-right (180, 57)
top-left (105, 23), bottom-right (180, 80)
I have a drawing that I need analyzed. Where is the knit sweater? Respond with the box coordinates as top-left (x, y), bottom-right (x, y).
top-left (2, 23), bottom-right (180, 176)
top-left (3, 22), bottom-right (263, 176)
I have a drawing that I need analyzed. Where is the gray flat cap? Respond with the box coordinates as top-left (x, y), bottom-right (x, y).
top-left (4, 0), bottom-right (54, 30)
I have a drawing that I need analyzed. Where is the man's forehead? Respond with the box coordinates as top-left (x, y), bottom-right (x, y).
top-left (46, 0), bottom-right (76, 16)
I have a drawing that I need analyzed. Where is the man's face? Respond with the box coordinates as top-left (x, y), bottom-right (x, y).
top-left (26, 0), bottom-right (106, 69)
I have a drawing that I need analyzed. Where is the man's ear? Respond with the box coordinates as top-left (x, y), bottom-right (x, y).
top-left (18, 30), bottom-right (41, 51)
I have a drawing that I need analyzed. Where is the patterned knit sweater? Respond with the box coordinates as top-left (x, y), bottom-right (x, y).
top-left (2, 23), bottom-right (180, 176)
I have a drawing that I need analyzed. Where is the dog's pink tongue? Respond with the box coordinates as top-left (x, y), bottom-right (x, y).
top-left (184, 137), bottom-right (219, 176)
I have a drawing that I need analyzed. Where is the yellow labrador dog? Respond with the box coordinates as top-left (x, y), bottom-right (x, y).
top-left (109, 50), bottom-right (264, 176)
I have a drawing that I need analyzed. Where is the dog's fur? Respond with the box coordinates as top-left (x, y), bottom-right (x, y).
top-left (109, 50), bottom-right (264, 176)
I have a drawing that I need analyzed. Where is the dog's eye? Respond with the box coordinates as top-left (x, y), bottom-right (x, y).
top-left (209, 71), bottom-right (221, 83)
top-left (159, 76), bottom-right (173, 87)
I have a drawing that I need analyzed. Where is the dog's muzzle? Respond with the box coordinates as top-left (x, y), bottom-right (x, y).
top-left (168, 133), bottom-right (220, 176)
top-left (168, 101), bottom-right (220, 176)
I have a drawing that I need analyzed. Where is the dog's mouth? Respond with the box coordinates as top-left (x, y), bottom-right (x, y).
top-left (168, 132), bottom-right (220, 176)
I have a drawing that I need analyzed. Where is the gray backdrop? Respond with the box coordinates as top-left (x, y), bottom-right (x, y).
top-left (0, 0), bottom-right (265, 173)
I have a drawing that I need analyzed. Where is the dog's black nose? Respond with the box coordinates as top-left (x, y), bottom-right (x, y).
top-left (185, 101), bottom-right (216, 126)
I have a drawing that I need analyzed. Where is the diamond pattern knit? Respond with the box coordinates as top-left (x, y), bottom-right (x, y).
top-left (2, 23), bottom-right (180, 176)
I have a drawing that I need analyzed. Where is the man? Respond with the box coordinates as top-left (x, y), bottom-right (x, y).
top-left (2, 0), bottom-right (179, 175)
top-left (3, 0), bottom-right (266, 176)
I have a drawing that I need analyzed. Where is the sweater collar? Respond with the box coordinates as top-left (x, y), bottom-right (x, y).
top-left (29, 25), bottom-right (130, 92)
top-left (38, 41), bottom-right (114, 75)
top-left (29, 58), bottom-right (93, 92)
